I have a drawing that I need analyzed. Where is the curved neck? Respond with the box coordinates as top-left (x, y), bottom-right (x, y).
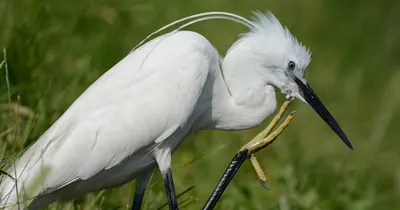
top-left (221, 39), bottom-right (286, 107)
top-left (202, 45), bottom-right (279, 130)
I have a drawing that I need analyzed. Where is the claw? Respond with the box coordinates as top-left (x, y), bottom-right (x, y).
top-left (260, 180), bottom-right (270, 190)
top-left (250, 154), bottom-right (270, 190)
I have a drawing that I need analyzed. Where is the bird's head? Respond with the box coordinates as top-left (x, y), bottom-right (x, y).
top-left (225, 12), bottom-right (353, 149)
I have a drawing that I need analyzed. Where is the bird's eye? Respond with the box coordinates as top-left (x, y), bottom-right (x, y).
top-left (287, 61), bottom-right (296, 71)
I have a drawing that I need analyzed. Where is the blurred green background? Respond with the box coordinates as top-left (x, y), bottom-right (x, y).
top-left (1, 0), bottom-right (400, 209)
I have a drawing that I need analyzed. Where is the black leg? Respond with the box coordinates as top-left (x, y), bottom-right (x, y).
top-left (132, 169), bottom-right (153, 210)
top-left (162, 168), bottom-right (179, 210)
top-left (132, 191), bottom-right (145, 210)
top-left (202, 149), bottom-right (248, 210)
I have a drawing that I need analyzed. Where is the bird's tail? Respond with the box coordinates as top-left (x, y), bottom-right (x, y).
top-left (0, 142), bottom-right (48, 209)
top-left (0, 162), bottom-right (24, 209)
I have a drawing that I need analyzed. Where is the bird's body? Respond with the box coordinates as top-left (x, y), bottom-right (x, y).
top-left (0, 30), bottom-right (277, 209)
top-left (0, 12), bottom-right (352, 210)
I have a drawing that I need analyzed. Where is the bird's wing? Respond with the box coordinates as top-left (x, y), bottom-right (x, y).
top-left (14, 31), bottom-right (219, 192)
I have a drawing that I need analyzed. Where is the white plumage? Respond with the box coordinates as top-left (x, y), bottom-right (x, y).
top-left (0, 11), bottom-right (351, 209)
top-left (1, 31), bottom-right (222, 208)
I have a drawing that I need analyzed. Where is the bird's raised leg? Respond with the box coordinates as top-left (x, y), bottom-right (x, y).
top-left (243, 100), bottom-right (294, 189)
top-left (132, 168), bottom-right (154, 210)
top-left (155, 149), bottom-right (179, 210)
top-left (202, 100), bottom-right (294, 210)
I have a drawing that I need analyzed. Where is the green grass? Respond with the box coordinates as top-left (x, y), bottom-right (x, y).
top-left (1, 0), bottom-right (400, 209)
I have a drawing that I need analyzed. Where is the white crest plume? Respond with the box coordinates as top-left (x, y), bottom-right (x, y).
top-left (243, 11), bottom-right (312, 72)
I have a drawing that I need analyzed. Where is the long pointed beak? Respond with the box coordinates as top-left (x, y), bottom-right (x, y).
top-left (293, 77), bottom-right (353, 150)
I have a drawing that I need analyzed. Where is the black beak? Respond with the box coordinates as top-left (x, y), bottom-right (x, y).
top-left (293, 77), bottom-right (353, 150)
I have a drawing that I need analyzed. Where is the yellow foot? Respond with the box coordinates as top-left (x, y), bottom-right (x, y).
top-left (240, 99), bottom-right (295, 189)
top-left (250, 154), bottom-right (269, 190)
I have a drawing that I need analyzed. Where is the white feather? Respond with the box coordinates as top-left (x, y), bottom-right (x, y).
top-left (1, 11), bottom-right (319, 209)
top-left (0, 31), bottom-right (219, 208)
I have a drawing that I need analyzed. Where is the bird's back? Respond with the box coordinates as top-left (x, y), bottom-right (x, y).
top-left (0, 31), bottom-right (220, 209)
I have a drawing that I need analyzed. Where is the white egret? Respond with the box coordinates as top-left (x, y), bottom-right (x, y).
top-left (0, 11), bottom-right (352, 210)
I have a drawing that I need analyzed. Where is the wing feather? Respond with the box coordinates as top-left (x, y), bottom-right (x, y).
top-left (11, 31), bottom-right (219, 194)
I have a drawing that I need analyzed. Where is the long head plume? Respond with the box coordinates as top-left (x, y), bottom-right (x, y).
top-left (130, 11), bottom-right (258, 53)
top-left (132, 11), bottom-right (262, 70)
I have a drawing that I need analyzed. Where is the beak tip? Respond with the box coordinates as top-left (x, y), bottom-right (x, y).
top-left (341, 136), bottom-right (354, 150)
top-left (347, 143), bottom-right (354, 150)
top-left (346, 143), bottom-right (354, 150)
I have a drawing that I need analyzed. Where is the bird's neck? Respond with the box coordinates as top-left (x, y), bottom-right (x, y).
top-left (223, 38), bottom-right (288, 101)
top-left (221, 40), bottom-right (286, 107)
top-left (204, 48), bottom-right (279, 131)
